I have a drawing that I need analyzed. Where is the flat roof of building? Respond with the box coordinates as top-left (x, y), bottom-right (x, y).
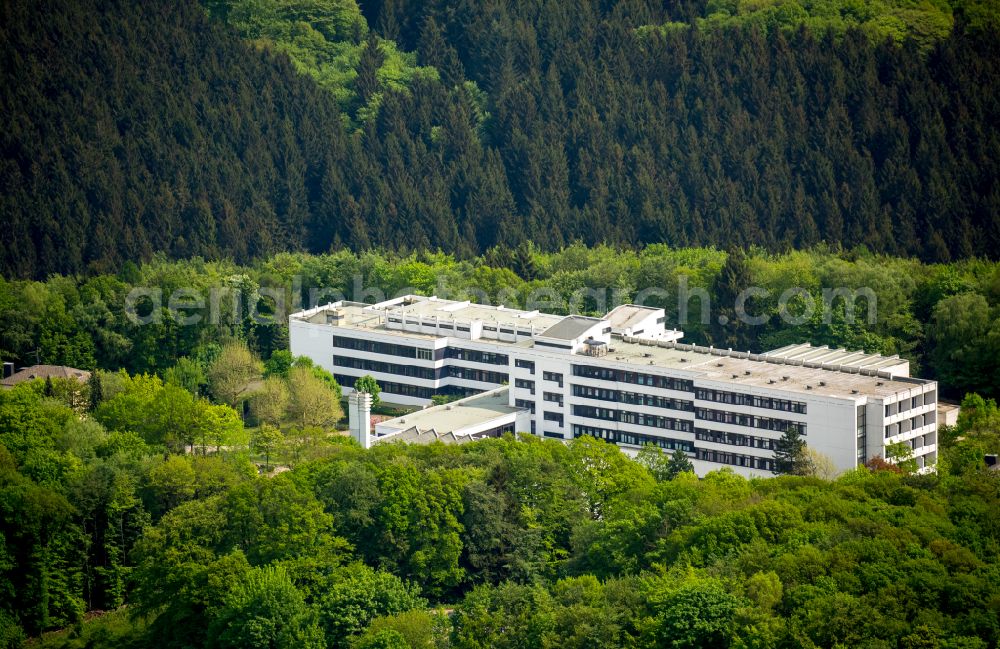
top-left (377, 387), bottom-right (522, 434)
top-left (601, 338), bottom-right (929, 399)
top-left (292, 299), bottom-right (932, 400)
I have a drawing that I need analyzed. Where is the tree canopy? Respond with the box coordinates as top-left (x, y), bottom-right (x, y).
top-left (3, 374), bottom-right (1000, 648)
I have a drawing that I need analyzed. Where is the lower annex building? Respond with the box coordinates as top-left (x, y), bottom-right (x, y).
top-left (290, 296), bottom-right (939, 477)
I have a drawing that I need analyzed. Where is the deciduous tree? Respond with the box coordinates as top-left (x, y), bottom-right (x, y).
top-left (207, 342), bottom-right (263, 412)
top-left (353, 374), bottom-right (381, 407)
top-left (251, 424), bottom-right (284, 471)
top-left (249, 377), bottom-right (290, 427)
top-left (288, 366), bottom-right (342, 428)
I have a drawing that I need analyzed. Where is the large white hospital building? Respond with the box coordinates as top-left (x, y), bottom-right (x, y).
top-left (290, 295), bottom-right (938, 477)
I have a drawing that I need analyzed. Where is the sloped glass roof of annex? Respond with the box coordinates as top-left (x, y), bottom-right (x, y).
top-left (537, 315), bottom-right (606, 340)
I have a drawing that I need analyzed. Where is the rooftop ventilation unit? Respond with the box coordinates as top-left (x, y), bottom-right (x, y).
top-left (744, 370), bottom-right (751, 375)
top-left (806, 385), bottom-right (813, 390)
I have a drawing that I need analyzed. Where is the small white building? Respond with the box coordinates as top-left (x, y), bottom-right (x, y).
top-left (349, 387), bottom-right (530, 448)
top-left (291, 296), bottom-right (939, 477)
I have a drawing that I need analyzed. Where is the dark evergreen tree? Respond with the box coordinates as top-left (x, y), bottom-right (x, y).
top-left (417, 16), bottom-right (464, 87)
top-left (512, 242), bottom-right (538, 281)
top-left (88, 371), bottom-right (103, 411)
top-left (711, 248), bottom-right (755, 350)
top-left (665, 449), bottom-right (695, 480)
top-left (483, 245), bottom-right (514, 270)
top-left (356, 31), bottom-right (386, 106)
top-left (772, 429), bottom-right (810, 476)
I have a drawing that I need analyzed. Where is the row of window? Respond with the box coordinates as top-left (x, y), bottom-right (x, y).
top-left (515, 359), bottom-right (535, 372)
top-left (334, 355), bottom-right (437, 380)
top-left (695, 407), bottom-right (806, 434)
top-left (543, 392), bottom-right (563, 406)
top-left (386, 316), bottom-right (476, 334)
top-left (572, 405), bottom-right (694, 433)
top-left (570, 425), bottom-right (773, 471)
top-left (447, 366), bottom-right (509, 385)
top-left (885, 411), bottom-right (936, 438)
top-left (544, 411), bottom-right (564, 426)
top-left (333, 335), bottom-right (440, 360)
top-left (515, 398), bottom-right (535, 414)
top-left (571, 384), bottom-right (695, 412)
top-left (445, 348), bottom-right (509, 365)
top-left (335, 374), bottom-right (436, 400)
top-left (334, 336), bottom-right (517, 368)
top-left (571, 365), bottom-right (695, 392)
top-left (857, 404), bottom-right (867, 466)
top-left (337, 374), bottom-right (485, 401)
top-left (333, 356), bottom-right (508, 384)
top-left (440, 385), bottom-right (482, 398)
top-left (439, 322), bottom-right (471, 332)
top-left (482, 324), bottom-right (534, 336)
top-left (515, 378), bottom-right (535, 394)
top-left (694, 427), bottom-right (776, 450)
top-left (572, 425), bottom-right (694, 452)
top-left (694, 387), bottom-right (807, 414)
top-left (696, 448), bottom-right (774, 471)
top-left (543, 371), bottom-right (564, 386)
top-left (472, 423), bottom-right (516, 439)
top-left (886, 390), bottom-right (936, 416)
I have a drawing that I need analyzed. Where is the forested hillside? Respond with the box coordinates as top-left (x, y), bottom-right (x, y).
top-left (3, 0), bottom-right (1000, 279)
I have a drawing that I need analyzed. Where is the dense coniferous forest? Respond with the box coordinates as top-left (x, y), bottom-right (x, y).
top-left (2, 0), bottom-right (1000, 279)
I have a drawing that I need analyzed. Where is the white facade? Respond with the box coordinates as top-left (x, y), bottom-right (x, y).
top-left (290, 296), bottom-right (939, 477)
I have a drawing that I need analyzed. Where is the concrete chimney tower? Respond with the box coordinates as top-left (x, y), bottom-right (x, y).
top-left (348, 392), bottom-right (373, 448)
